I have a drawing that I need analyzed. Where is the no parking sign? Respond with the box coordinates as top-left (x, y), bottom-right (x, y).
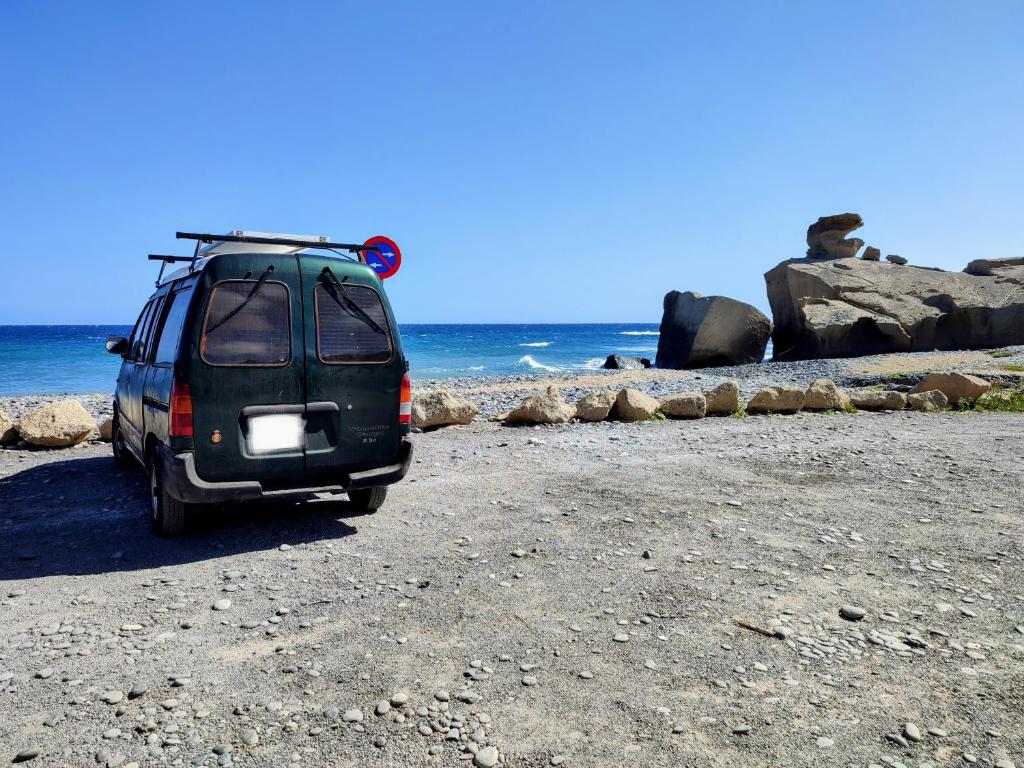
top-left (360, 235), bottom-right (402, 279)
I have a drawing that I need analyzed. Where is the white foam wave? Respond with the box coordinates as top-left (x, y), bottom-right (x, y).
top-left (580, 358), bottom-right (605, 370)
top-left (619, 331), bottom-right (659, 336)
top-left (518, 355), bottom-right (560, 372)
top-left (618, 346), bottom-right (656, 353)
top-left (468, 365), bottom-right (484, 371)
top-left (518, 341), bottom-right (553, 347)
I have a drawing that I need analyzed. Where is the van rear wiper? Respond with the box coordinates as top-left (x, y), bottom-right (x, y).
top-left (206, 265), bottom-right (275, 335)
top-left (320, 267), bottom-right (388, 338)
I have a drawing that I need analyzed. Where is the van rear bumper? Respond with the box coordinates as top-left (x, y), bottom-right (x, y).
top-left (158, 439), bottom-right (413, 504)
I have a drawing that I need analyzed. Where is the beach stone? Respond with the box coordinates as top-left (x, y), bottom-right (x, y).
top-left (343, 708), bottom-right (363, 723)
top-left (12, 748), bottom-right (40, 763)
top-left (612, 388), bottom-right (661, 422)
top-left (602, 354), bottom-right (650, 370)
top-left (806, 212), bottom-right (864, 259)
top-left (908, 390), bottom-right (948, 412)
top-left (804, 378), bottom-right (852, 411)
top-left (474, 746), bottom-right (500, 768)
top-left (0, 409), bottom-right (17, 444)
top-left (659, 391), bottom-right (706, 419)
top-left (903, 722), bottom-right (922, 742)
top-left (839, 605), bottom-right (866, 621)
top-left (15, 399), bottom-right (97, 448)
top-left (98, 418), bottom-right (114, 442)
top-left (212, 599), bottom-right (232, 611)
top-left (411, 390), bottom-right (478, 429)
top-left (909, 372), bottom-right (993, 404)
top-left (656, 290), bottom-right (771, 369)
top-left (574, 391), bottom-right (617, 422)
top-left (862, 246), bottom-right (881, 261)
top-left (746, 386), bottom-right (805, 415)
top-left (849, 389), bottom-right (906, 411)
top-left (886, 254), bottom-right (908, 265)
top-left (703, 380), bottom-right (740, 415)
top-left (505, 386), bottom-right (576, 425)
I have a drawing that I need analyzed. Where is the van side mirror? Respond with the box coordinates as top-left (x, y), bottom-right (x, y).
top-left (106, 335), bottom-right (129, 356)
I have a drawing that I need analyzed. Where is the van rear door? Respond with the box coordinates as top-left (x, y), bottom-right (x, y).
top-left (188, 257), bottom-right (307, 484)
top-left (300, 257), bottom-right (404, 479)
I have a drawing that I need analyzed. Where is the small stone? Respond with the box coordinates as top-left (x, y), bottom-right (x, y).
top-left (434, 690), bottom-right (450, 702)
top-left (903, 722), bottom-right (922, 742)
top-left (375, 701), bottom-right (391, 716)
top-left (12, 749), bottom-right (41, 763)
top-left (613, 633), bottom-right (630, 643)
top-left (343, 709), bottom-right (363, 723)
top-left (212, 599), bottom-right (232, 611)
top-left (816, 737), bottom-right (834, 748)
top-left (732, 724), bottom-right (751, 735)
top-left (241, 730), bottom-right (258, 746)
top-left (839, 605), bottom-right (866, 622)
top-left (390, 692), bottom-right (409, 707)
top-left (522, 675), bottom-right (538, 686)
top-left (474, 746), bottom-right (499, 768)
top-left (100, 691), bottom-right (124, 705)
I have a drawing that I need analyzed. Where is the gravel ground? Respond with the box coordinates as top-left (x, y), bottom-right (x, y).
top-left (2, 407), bottom-right (1022, 767)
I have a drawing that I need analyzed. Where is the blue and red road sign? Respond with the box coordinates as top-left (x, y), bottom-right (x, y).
top-left (360, 235), bottom-right (402, 279)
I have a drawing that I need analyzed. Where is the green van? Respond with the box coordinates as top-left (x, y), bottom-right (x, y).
top-left (105, 231), bottom-right (413, 536)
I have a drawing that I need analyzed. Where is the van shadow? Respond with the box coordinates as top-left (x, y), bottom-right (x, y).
top-left (1, 454), bottom-right (364, 581)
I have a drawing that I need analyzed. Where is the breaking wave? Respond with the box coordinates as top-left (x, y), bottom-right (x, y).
top-left (517, 355), bottom-right (560, 372)
top-left (519, 341), bottom-right (553, 347)
top-left (619, 331), bottom-right (659, 336)
top-left (581, 358), bottom-right (605, 370)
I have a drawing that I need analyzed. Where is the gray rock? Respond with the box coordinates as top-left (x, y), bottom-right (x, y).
top-left (806, 213), bottom-right (864, 259)
top-left (474, 746), bottom-right (500, 768)
top-left (839, 605), bottom-right (866, 621)
top-left (656, 291), bottom-right (771, 369)
top-left (602, 355), bottom-right (650, 370)
top-left (886, 254), bottom-right (908, 265)
top-left (903, 722), bottom-right (922, 742)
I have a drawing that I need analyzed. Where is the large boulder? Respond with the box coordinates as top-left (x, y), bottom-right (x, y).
top-left (411, 390), bottom-right (478, 429)
top-left (806, 213), bottom-right (864, 259)
top-left (908, 372), bottom-right (993, 404)
top-left (575, 391), bottom-right (616, 422)
top-left (766, 217), bottom-right (1024, 361)
top-left (746, 386), bottom-right (805, 415)
top-left (703, 380), bottom-right (740, 415)
top-left (612, 388), bottom-right (661, 422)
top-left (849, 389), bottom-right (907, 411)
top-left (505, 387), bottom-right (576, 425)
top-left (0, 409), bottom-right (17, 444)
top-left (655, 291), bottom-right (771, 369)
top-left (602, 355), bottom-right (651, 370)
top-left (98, 418), bottom-right (114, 442)
top-left (16, 400), bottom-right (97, 448)
top-left (659, 391), bottom-right (706, 419)
top-left (804, 378), bottom-right (852, 411)
top-left (908, 390), bottom-right (948, 412)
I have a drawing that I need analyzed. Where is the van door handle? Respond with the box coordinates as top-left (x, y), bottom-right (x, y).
top-left (306, 401), bottom-right (340, 414)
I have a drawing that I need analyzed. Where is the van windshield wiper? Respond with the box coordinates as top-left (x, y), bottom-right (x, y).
top-left (207, 265), bottom-right (275, 335)
top-left (320, 267), bottom-right (388, 337)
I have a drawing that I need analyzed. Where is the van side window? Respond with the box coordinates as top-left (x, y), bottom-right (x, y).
top-left (200, 281), bottom-right (291, 367)
top-left (315, 283), bottom-right (393, 364)
top-left (153, 288), bottom-right (193, 366)
top-left (136, 296), bottom-right (164, 363)
top-left (130, 299), bottom-right (157, 362)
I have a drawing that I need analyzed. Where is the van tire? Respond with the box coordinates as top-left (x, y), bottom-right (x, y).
top-left (347, 486), bottom-right (387, 513)
top-left (149, 459), bottom-right (187, 537)
top-left (111, 413), bottom-right (134, 470)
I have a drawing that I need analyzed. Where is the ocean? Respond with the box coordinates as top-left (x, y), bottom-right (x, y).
top-left (0, 324), bottom-right (672, 396)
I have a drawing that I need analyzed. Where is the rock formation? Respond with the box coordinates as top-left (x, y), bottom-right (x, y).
top-left (765, 215), bottom-right (1024, 361)
top-left (659, 391), bottom-right (706, 419)
top-left (746, 386), bottom-right (805, 414)
top-left (655, 291), bottom-right (771, 369)
top-left (16, 400), bottom-right (96, 448)
top-left (411, 391), bottom-right (478, 429)
top-left (504, 387), bottom-right (576, 425)
top-left (806, 213), bottom-right (864, 259)
top-left (575, 391), bottom-right (616, 422)
top-left (703, 381), bottom-right (740, 415)
top-left (602, 355), bottom-right (650, 370)
top-left (611, 388), bottom-right (660, 421)
top-left (804, 379), bottom-right (852, 411)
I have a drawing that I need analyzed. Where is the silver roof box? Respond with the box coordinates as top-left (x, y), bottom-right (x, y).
top-left (197, 230), bottom-right (332, 258)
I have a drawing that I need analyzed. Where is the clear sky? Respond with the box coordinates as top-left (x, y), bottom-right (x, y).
top-left (2, 1), bottom-right (1022, 324)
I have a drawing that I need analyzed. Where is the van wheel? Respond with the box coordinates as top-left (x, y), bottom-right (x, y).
top-left (347, 486), bottom-right (387, 513)
top-left (149, 459), bottom-right (188, 537)
top-left (111, 414), bottom-right (134, 470)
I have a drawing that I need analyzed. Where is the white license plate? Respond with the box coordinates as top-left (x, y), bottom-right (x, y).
top-left (247, 414), bottom-right (305, 454)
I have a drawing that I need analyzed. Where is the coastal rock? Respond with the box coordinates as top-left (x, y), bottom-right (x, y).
top-left (655, 290), bottom-right (771, 369)
top-left (602, 354), bottom-right (651, 370)
top-left (862, 246), bottom-right (881, 262)
top-left (746, 385), bottom-right (805, 415)
top-left (909, 372), bottom-right (993, 404)
top-left (886, 254), bottom-right (908, 265)
top-left (704, 380), bottom-right (740, 415)
top-left (575, 391), bottom-right (617, 422)
top-left (765, 219), bottom-right (1024, 360)
top-left (411, 390), bottom-right (478, 429)
top-left (908, 390), bottom-right (948, 411)
top-left (804, 378), bottom-right (852, 411)
top-left (659, 391), bottom-right (706, 419)
top-left (98, 418), bottom-right (114, 442)
top-left (612, 388), bottom-right (661, 422)
top-left (0, 409), bottom-right (17, 444)
top-left (16, 400), bottom-right (97, 448)
top-left (849, 389), bottom-right (907, 411)
top-left (806, 213), bottom-right (864, 259)
top-left (505, 386), bottom-right (576, 425)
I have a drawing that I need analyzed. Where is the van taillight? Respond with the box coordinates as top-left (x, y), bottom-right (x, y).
top-left (399, 373), bottom-right (412, 425)
top-left (169, 381), bottom-right (194, 437)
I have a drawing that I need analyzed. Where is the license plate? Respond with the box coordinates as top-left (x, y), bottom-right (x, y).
top-left (247, 414), bottom-right (305, 454)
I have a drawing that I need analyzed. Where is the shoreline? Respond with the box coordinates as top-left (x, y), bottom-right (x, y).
top-left (4, 346), bottom-right (1022, 422)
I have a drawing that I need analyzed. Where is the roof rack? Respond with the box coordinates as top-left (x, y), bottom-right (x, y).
top-left (147, 231), bottom-right (382, 286)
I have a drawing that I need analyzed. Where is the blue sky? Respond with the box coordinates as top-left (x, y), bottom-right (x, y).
top-left (2, 1), bottom-right (1022, 324)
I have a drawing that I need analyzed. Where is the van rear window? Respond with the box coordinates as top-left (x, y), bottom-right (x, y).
top-left (200, 281), bottom-right (291, 366)
top-left (315, 283), bottom-right (393, 364)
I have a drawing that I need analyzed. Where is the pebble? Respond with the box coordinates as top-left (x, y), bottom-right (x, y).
top-left (522, 675), bottom-right (538, 686)
top-left (100, 690), bottom-right (124, 704)
top-left (613, 633), bottom-right (630, 643)
top-left (12, 749), bottom-right (40, 763)
top-left (732, 724), bottom-right (751, 735)
top-left (839, 605), bottom-right (867, 621)
top-left (903, 722), bottom-right (922, 742)
top-left (212, 599), bottom-right (232, 611)
top-left (241, 730), bottom-right (258, 746)
top-left (474, 746), bottom-right (500, 767)
top-left (343, 708), bottom-right (363, 723)
top-left (375, 701), bottom-right (391, 716)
